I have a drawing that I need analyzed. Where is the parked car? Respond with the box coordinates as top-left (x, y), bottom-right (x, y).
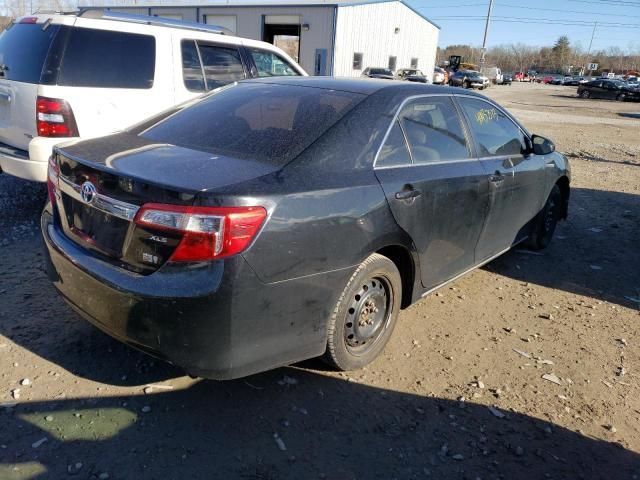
top-left (0, 11), bottom-right (306, 183)
top-left (500, 74), bottom-right (513, 85)
top-left (578, 79), bottom-right (640, 101)
top-left (396, 68), bottom-right (428, 83)
top-left (432, 67), bottom-right (447, 84)
top-left (448, 70), bottom-right (490, 89)
top-left (361, 67), bottom-right (395, 79)
top-left (563, 76), bottom-right (586, 86)
top-left (514, 72), bottom-right (525, 82)
top-left (550, 77), bottom-right (565, 85)
top-left (42, 78), bottom-right (570, 379)
top-left (542, 76), bottom-right (555, 84)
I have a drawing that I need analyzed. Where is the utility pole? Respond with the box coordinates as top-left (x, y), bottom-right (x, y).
top-left (587, 21), bottom-right (597, 78)
top-left (479, 0), bottom-right (494, 73)
top-left (587, 21), bottom-right (597, 57)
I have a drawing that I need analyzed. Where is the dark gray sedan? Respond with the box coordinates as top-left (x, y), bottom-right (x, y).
top-left (42, 78), bottom-right (570, 379)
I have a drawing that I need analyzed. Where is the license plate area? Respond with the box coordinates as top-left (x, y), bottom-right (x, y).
top-left (62, 193), bottom-right (129, 257)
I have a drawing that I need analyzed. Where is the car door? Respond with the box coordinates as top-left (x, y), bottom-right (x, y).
top-left (374, 95), bottom-right (489, 290)
top-left (602, 81), bottom-right (619, 99)
top-left (456, 96), bottom-right (544, 262)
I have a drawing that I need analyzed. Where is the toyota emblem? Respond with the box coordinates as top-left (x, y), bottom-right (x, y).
top-left (80, 181), bottom-right (97, 205)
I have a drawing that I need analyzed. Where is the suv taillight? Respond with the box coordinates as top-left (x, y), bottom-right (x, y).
top-left (36, 96), bottom-right (79, 138)
top-left (134, 204), bottom-right (267, 262)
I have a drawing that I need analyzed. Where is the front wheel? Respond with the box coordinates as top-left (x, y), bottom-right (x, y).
top-left (526, 185), bottom-right (562, 250)
top-left (617, 93), bottom-right (627, 102)
top-left (323, 253), bottom-right (402, 371)
top-left (580, 90), bottom-right (590, 99)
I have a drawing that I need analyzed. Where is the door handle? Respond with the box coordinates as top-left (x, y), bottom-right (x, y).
top-left (395, 187), bottom-right (422, 200)
top-left (489, 173), bottom-right (505, 185)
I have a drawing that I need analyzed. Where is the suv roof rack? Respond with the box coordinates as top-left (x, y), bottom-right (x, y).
top-left (78, 9), bottom-right (233, 35)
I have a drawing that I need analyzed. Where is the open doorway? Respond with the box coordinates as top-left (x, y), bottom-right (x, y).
top-left (263, 22), bottom-right (300, 63)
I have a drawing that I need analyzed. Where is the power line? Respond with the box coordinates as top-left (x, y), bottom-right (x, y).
top-left (431, 15), bottom-right (640, 28)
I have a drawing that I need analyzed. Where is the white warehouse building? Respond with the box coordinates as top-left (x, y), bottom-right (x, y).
top-left (80, 0), bottom-right (440, 77)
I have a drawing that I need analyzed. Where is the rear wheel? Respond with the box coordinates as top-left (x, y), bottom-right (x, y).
top-left (323, 253), bottom-right (402, 371)
top-left (463, 80), bottom-right (471, 89)
top-left (617, 93), bottom-right (627, 102)
top-left (526, 185), bottom-right (562, 250)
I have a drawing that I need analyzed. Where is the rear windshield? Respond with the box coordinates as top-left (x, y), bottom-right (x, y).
top-left (0, 23), bottom-right (60, 84)
top-left (139, 83), bottom-right (364, 164)
top-left (58, 27), bottom-right (155, 89)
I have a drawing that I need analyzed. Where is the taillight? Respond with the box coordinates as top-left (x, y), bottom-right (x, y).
top-left (134, 204), bottom-right (267, 262)
top-left (47, 155), bottom-right (59, 205)
top-left (19, 17), bottom-right (38, 24)
top-left (36, 96), bottom-right (79, 138)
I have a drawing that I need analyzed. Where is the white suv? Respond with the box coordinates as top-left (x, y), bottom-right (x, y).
top-left (0, 11), bottom-right (307, 182)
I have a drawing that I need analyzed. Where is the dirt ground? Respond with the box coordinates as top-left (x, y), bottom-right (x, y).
top-left (0, 82), bottom-right (639, 480)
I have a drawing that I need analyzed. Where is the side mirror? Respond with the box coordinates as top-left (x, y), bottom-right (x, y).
top-left (532, 135), bottom-right (555, 155)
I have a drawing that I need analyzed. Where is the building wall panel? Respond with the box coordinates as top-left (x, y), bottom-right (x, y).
top-left (333, 2), bottom-right (439, 78)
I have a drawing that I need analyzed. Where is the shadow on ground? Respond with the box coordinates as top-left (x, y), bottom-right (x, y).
top-left (1, 372), bottom-right (638, 480)
top-left (619, 112), bottom-right (640, 119)
top-left (485, 187), bottom-right (640, 310)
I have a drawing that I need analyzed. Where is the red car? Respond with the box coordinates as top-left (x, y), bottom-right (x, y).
top-left (542, 76), bottom-right (555, 84)
top-left (514, 72), bottom-right (525, 81)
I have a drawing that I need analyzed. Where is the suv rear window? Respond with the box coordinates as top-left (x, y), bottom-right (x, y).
top-left (0, 23), bottom-right (61, 84)
top-left (58, 28), bottom-right (155, 89)
top-left (139, 83), bottom-right (363, 164)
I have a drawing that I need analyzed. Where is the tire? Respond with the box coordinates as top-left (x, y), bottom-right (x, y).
top-left (323, 253), bottom-right (402, 371)
top-left (617, 93), bottom-right (627, 102)
top-left (463, 80), bottom-right (470, 89)
top-left (580, 90), bottom-right (590, 99)
top-left (526, 185), bottom-right (562, 250)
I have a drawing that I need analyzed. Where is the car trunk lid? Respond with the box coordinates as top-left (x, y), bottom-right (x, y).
top-left (51, 134), bottom-right (279, 274)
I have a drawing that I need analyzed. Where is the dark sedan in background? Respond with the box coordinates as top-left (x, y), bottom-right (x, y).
top-left (578, 79), bottom-right (640, 101)
top-left (396, 68), bottom-right (428, 83)
top-left (361, 67), bottom-right (395, 79)
top-left (42, 78), bottom-right (570, 380)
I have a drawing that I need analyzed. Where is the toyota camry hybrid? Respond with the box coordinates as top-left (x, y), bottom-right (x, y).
top-left (42, 77), bottom-right (570, 380)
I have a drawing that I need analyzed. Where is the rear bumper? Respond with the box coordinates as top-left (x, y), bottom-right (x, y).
top-left (41, 208), bottom-right (350, 379)
top-left (0, 137), bottom-right (74, 182)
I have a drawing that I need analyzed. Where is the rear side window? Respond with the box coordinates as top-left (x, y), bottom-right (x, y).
top-left (0, 23), bottom-right (60, 84)
top-left (180, 40), bottom-right (246, 92)
top-left (248, 49), bottom-right (298, 77)
top-left (58, 28), bottom-right (155, 89)
top-left (458, 98), bottom-right (527, 157)
top-left (140, 83), bottom-right (363, 164)
top-left (377, 121), bottom-right (411, 167)
top-left (398, 97), bottom-right (470, 163)
top-left (181, 40), bottom-right (205, 92)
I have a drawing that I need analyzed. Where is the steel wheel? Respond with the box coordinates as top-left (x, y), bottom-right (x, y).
top-left (323, 253), bottom-right (402, 371)
top-left (344, 276), bottom-right (393, 355)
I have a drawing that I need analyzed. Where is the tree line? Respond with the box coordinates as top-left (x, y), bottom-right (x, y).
top-left (438, 36), bottom-right (640, 75)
